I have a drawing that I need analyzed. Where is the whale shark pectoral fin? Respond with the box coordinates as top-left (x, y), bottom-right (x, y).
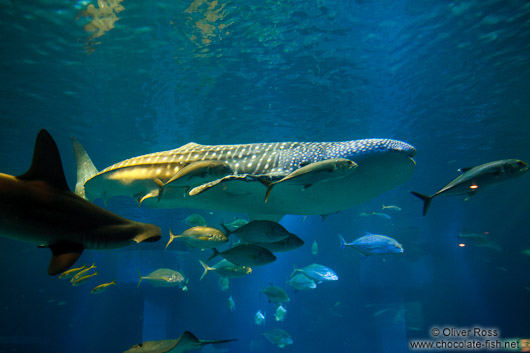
top-left (48, 242), bottom-right (84, 275)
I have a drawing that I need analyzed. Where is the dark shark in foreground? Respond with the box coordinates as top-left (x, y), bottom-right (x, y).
top-left (123, 331), bottom-right (237, 353)
top-left (0, 130), bottom-right (161, 275)
top-left (411, 159), bottom-right (528, 216)
top-left (74, 138), bottom-right (417, 220)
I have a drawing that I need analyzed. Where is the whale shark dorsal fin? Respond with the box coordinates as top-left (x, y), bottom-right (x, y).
top-left (177, 142), bottom-right (201, 151)
top-left (17, 129), bottom-right (70, 192)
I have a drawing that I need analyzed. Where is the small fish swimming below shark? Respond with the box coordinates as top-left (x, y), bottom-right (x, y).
top-left (0, 130), bottom-right (161, 275)
top-left (411, 159), bottom-right (528, 216)
top-left (73, 138), bottom-right (417, 220)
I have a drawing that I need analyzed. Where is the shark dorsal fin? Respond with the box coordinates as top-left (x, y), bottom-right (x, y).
top-left (180, 331), bottom-right (200, 344)
top-left (17, 129), bottom-right (70, 191)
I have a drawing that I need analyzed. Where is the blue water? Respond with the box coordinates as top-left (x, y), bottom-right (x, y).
top-left (1, 1), bottom-right (530, 352)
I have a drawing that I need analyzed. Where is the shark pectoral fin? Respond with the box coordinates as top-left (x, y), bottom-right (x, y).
top-left (132, 224), bottom-right (162, 243)
top-left (48, 243), bottom-right (84, 275)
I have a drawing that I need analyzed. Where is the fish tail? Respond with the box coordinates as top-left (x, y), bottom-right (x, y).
top-left (410, 191), bottom-right (433, 216)
top-left (289, 264), bottom-right (299, 278)
top-left (219, 223), bottom-right (232, 237)
top-left (206, 248), bottom-right (220, 262)
top-left (137, 271), bottom-right (143, 288)
top-left (165, 229), bottom-right (178, 250)
top-left (338, 234), bottom-right (347, 251)
top-left (71, 137), bottom-right (99, 199)
top-left (199, 260), bottom-right (214, 280)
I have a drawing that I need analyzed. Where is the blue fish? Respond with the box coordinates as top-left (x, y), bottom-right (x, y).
top-left (339, 233), bottom-right (403, 256)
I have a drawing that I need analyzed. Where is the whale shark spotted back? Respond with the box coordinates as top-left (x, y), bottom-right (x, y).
top-left (75, 138), bottom-right (417, 220)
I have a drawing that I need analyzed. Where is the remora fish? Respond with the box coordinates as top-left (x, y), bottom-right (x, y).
top-left (123, 331), bottom-right (237, 353)
top-left (411, 159), bottom-right (528, 216)
top-left (74, 139), bottom-right (416, 220)
top-left (0, 130), bottom-right (162, 275)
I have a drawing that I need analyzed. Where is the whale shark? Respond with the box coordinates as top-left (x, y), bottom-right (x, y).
top-left (74, 138), bottom-right (417, 220)
top-left (0, 130), bottom-right (162, 275)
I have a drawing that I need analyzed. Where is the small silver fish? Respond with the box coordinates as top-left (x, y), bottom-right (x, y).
top-left (263, 328), bottom-right (293, 348)
top-left (254, 310), bottom-right (266, 326)
top-left (166, 226), bottom-right (227, 250)
top-left (287, 273), bottom-right (317, 291)
top-left (339, 233), bottom-right (403, 256)
top-left (311, 240), bottom-right (318, 256)
top-left (207, 244), bottom-right (276, 267)
top-left (261, 285), bottom-right (290, 304)
top-left (227, 295), bottom-right (236, 312)
top-left (274, 305), bottom-right (287, 322)
top-left (291, 263), bottom-right (338, 282)
top-left (221, 220), bottom-right (291, 244)
top-left (411, 159), bottom-right (528, 216)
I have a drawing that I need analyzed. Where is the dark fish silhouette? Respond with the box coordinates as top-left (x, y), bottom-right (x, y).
top-left (0, 130), bottom-right (161, 275)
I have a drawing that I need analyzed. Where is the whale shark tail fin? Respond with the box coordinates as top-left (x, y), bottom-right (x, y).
top-left (72, 137), bottom-right (99, 199)
top-left (410, 191), bottom-right (433, 216)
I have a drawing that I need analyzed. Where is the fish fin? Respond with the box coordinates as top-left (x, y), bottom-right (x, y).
top-left (338, 234), bottom-right (347, 251)
top-left (264, 185), bottom-right (274, 203)
top-left (165, 229), bottom-right (178, 250)
top-left (321, 214), bottom-right (329, 222)
top-left (410, 191), bottom-right (433, 216)
top-left (458, 167), bottom-right (473, 173)
top-left (17, 129), bottom-right (70, 192)
top-left (137, 271), bottom-right (143, 288)
top-left (464, 190), bottom-right (478, 201)
top-left (200, 338), bottom-right (239, 345)
top-left (199, 260), bottom-right (214, 280)
top-left (71, 136), bottom-right (99, 198)
top-left (180, 331), bottom-right (201, 345)
top-left (207, 248), bottom-right (220, 262)
top-left (137, 189), bottom-right (159, 206)
top-left (48, 243), bottom-right (84, 275)
top-left (132, 226), bottom-right (162, 243)
top-left (219, 223), bottom-right (232, 237)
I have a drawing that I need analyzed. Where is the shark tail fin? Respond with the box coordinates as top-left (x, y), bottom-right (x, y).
top-left (72, 137), bottom-right (99, 199)
top-left (199, 260), bottom-right (214, 280)
top-left (410, 191), bottom-right (433, 216)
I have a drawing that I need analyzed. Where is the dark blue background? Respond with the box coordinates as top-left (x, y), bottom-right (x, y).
top-left (1, 1), bottom-right (530, 352)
